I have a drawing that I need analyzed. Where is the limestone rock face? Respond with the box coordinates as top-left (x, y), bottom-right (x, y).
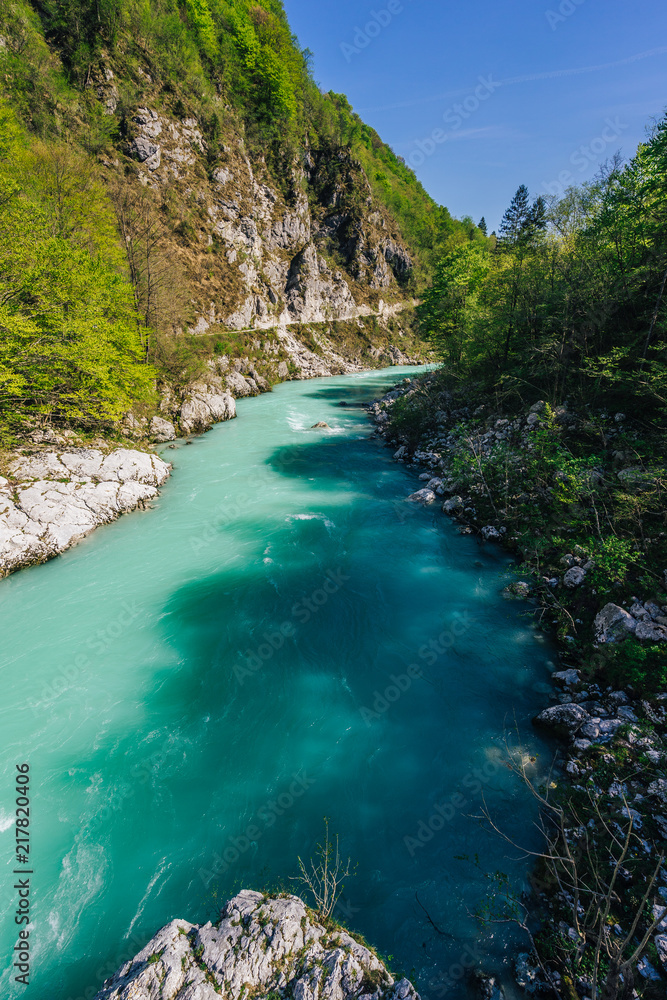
top-left (10, 448), bottom-right (170, 487)
top-left (121, 102), bottom-right (415, 335)
top-left (0, 448), bottom-right (171, 577)
top-left (92, 891), bottom-right (420, 1000)
top-left (179, 391), bottom-right (237, 435)
top-left (225, 370), bottom-right (257, 397)
top-left (150, 416), bottom-right (177, 442)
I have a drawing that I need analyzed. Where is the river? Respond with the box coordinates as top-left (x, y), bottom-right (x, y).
top-left (0, 366), bottom-right (553, 999)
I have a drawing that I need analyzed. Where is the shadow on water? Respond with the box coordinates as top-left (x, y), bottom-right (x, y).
top-left (266, 437), bottom-right (403, 484)
top-left (56, 495), bottom-right (552, 1000)
top-left (74, 414), bottom-right (552, 999)
top-left (298, 372), bottom-right (415, 404)
top-left (126, 495), bottom-right (554, 997)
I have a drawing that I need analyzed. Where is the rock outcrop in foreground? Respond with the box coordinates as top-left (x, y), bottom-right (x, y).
top-left (93, 890), bottom-right (419, 1000)
top-left (0, 448), bottom-right (171, 577)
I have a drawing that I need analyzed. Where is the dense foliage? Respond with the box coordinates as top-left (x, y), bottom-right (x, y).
top-left (0, 103), bottom-right (155, 436)
top-left (0, 0), bottom-right (472, 278)
top-left (421, 117), bottom-right (667, 412)
top-left (0, 0), bottom-right (478, 440)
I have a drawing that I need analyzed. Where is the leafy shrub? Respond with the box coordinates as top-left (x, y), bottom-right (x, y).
top-left (588, 537), bottom-right (638, 592)
top-left (603, 640), bottom-right (667, 694)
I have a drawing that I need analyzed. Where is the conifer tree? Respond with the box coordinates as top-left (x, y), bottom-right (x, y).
top-left (497, 184), bottom-right (531, 249)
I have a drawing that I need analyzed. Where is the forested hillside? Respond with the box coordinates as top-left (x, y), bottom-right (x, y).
top-left (399, 111), bottom-right (667, 663)
top-left (374, 110), bottom-right (667, 997)
top-left (421, 117), bottom-right (667, 411)
top-left (0, 0), bottom-right (476, 442)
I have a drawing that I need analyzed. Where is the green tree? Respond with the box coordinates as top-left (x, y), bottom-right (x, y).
top-left (0, 104), bottom-right (155, 435)
top-left (420, 243), bottom-right (491, 365)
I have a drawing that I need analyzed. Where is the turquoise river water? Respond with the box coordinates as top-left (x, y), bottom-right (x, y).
top-left (0, 366), bottom-right (555, 1000)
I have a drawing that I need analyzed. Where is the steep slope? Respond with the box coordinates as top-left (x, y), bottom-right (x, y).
top-left (0, 0), bottom-right (473, 445)
top-left (0, 0), bottom-right (472, 332)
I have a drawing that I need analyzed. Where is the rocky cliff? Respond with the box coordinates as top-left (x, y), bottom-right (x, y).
top-left (0, 1), bottom-right (448, 455)
top-left (92, 890), bottom-right (420, 1000)
top-left (80, 75), bottom-right (428, 436)
top-left (101, 86), bottom-right (415, 337)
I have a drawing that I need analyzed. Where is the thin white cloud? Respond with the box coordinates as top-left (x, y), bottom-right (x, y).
top-left (357, 47), bottom-right (667, 113)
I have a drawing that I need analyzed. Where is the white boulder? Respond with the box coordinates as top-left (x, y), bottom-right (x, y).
top-left (92, 891), bottom-right (420, 1000)
top-left (564, 566), bottom-right (586, 588)
top-left (407, 489), bottom-right (436, 504)
top-left (594, 604), bottom-right (637, 644)
top-left (150, 416), bottom-right (176, 442)
top-left (0, 447), bottom-right (171, 578)
top-left (180, 391), bottom-right (236, 434)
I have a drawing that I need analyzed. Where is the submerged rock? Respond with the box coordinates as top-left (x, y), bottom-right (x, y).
top-left (503, 581), bottom-right (532, 600)
top-left (92, 890), bottom-right (420, 1000)
top-left (311, 421), bottom-right (330, 429)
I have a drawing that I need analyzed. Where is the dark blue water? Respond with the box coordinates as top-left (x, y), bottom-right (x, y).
top-left (0, 367), bottom-right (553, 999)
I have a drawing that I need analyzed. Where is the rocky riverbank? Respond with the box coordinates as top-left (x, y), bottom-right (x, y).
top-left (92, 890), bottom-right (420, 1000)
top-left (0, 344), bottom-right (425, 578)
top-left (0, 445), bottom-right (171, 577)
top-left (368, 371), bottom-right (667, 995)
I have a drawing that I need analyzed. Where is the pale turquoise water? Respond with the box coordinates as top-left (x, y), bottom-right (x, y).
top-left (0, 367), bottom-right (553, 1000)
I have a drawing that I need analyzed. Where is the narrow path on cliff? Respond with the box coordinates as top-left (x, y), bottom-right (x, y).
top-left (0, 366), bottom-right (554, 1000)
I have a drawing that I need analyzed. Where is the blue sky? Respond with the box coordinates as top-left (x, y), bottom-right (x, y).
top-left (282, 0), bottom-right (667, 231)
